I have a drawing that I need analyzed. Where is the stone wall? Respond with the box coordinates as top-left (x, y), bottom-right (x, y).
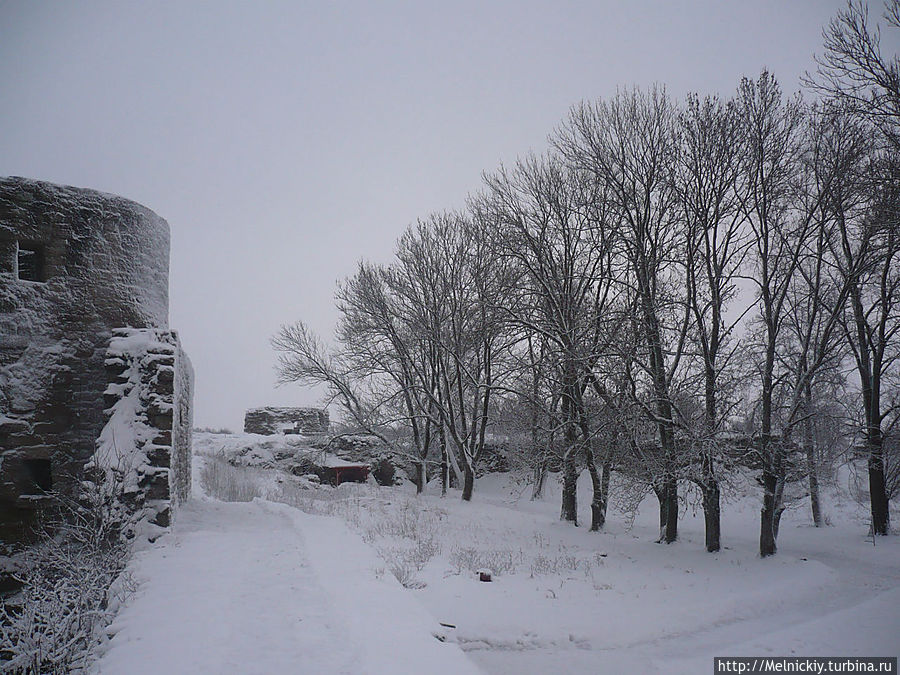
top-left (93, 329), bottom-right (193, 534)
top-left (244, 406), bottom-right (329, 435)
top-left (0, 177), bottom-right (177, 543)
top-left (172, 340), bottom-right (193, 507)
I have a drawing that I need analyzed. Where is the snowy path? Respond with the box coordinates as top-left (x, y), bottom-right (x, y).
top-left (94, 498), bottom-right (481, 675)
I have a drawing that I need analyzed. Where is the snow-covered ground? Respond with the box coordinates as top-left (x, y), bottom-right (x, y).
top-left (95, 433), bottom-right (900, 674)
top-left (417, 473), bottom-right (900, 674)
top-left (92, 459), bottom-right (481, 674)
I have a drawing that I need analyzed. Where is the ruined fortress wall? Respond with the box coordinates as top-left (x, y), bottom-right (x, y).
top-left (244, 406), bottom-right (329, 435)
top-left (172, 341), bottom-right (194, 507)
top-left (94, 329), bottom-right (193, 534)
top-left (0, 177), bottom-right (172, 542)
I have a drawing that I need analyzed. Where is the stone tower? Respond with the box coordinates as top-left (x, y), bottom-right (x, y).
top-left (0, 177), bottom-right (192, 543)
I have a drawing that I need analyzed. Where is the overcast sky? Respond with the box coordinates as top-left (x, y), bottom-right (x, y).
top-left (1, 0), bottom-right (851, 429)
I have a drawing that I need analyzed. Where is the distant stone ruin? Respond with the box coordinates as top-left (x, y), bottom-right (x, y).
top-left (244, 406), bottom-right (329, 435)
top-left (0, 177), bottom-right (193, 544)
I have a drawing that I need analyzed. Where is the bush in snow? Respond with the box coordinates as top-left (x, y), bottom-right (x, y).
top-left (199, 456), bottom-right (267, 502)
top-left (378, 550), bottom-right (428, 590)
top-left (449, 547), bottom-right (524, 577)
top-left (0, 490), bottom-right (135, 674)
top-left (528, 551), bottom-right (602, 577)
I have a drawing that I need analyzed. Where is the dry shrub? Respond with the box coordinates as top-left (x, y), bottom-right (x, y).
top-left (0, 491), bottom-right (135, 673)
top-left (199, 456), bottom-right (266, 502)
top-left (449, 547), bottom-right (523, 576)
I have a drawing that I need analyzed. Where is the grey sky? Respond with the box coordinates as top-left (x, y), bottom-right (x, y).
top-left (0, 0), bottom-right (847, 429)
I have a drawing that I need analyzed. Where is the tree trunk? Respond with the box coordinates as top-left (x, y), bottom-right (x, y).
top-left (773, 469), bottom-right (786, 541)
top-left (529, 351), bottom-right (546, 501)
top-left (699, 443), bottom-right (721, 552)
top-left (774, 504), bottom-right (787, 540)
top-left (461, 462), bottom-right (475, 502)
top-left (440, 425), bottom-right (449, 497)
top-left (579, 412), bottom-right (605, 532)
top-left (760, 468), bottom-right (778, 557)
top-left (600, 460), bottom-right (611, 522)
top-left (802, 383), bottom-right (822, 527)
top-left (415, 461), bottom-right (426, 495)
top-left (654, 484), bottom-right (666, 542)
top-left (702, 481), bottom-right (721, 552)
top-left (586, 460), bottom-right (605, 531)
top-left (701, 368), bottom-right (721, 552)
top-left (664, 478), bottom-right (678, 544)
top-left (561, 451), bottom-right (578, 524)
top-left (446, 442), bottom-right (462, 489)
top-left (868, 430), bottom-right (890, 536)
top-left (560, 400), bottom-right (579, 524)
top-left (652, 476), bottom-right (679, 543)
top-left (534, 407), bottom-right (557, 501)
top-left (640, 286), bottom-right (678, 544)
top-left (846, 269), bottom-right (891, 536)
top-left (532, 456), bottom-right (547, 500)
top-left (805, 435), bottom-right (822, 528)
top-left (759, 321), bottom-right (777, 557)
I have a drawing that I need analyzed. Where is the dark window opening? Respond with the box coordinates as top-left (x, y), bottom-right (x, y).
top-left (17, 244), bottom-right (46, 282)
top-left (22, 458), bottom-right (52, 494)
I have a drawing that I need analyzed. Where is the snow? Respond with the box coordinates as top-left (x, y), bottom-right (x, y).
top-left (260, 501), bottom-right (479, 674)
top-left (91, 329), bottom-right (177, 498)
top-left (95, 433), bottom-right (899, 674)
top-left (320, 456), bottom-right (369, 468)
top-left (413, 473), bottom-right (900, 675)
top-left (193, 429), bottom-right (352, 471)
top-left (93, 457), bottom-right (482, 675)
top-left (105, 330), bottom-right (172, 358)
top-left (92, 355), bottom-right (151, 492)
top-left (668, 587), bottom-right (900, 673)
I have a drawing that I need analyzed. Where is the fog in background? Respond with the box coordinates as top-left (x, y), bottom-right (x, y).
top-left (0, 0), bottom-right (845, 429)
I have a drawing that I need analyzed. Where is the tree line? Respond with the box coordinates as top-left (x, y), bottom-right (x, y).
top-left (274, 1), bottom-right (899, 557)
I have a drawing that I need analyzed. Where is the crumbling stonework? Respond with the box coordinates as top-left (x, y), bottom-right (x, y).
top-left (244, 406), bottom-right (329, 435)
top-left (93, 329), bottom-right (193, 533)
top-left (0, 177), bottom-right (191, 543)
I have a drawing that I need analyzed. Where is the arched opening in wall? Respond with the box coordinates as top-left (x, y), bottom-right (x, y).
top-left (17, 242), bottom-right (46, 282)
top-left (22, 458), bottom-right (52, 494)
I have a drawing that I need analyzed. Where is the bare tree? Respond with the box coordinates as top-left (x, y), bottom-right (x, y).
top-left (736, 70), bottom-right (809, 557)
top-left (557, 86), bottom-right (688, 543)
top-left (776, 105), bottom-right (869, 528)
top-left (833, 148), bottom-right (900, 535)
top-left (275, 212), bottom-right (513, 502)
top-left (806, 0), bottom-right (900, 151)
top-left (391, 213), bottom-right (510, 501)
top-left (522, 333), bottom-right (558, 500)
top-left (677, 93), bottom-right (752, 551)
top-left (806, 0), bottom-right (900, 537)
top-left (273, 265), bottom-right (437, 492)
top-left (481, 153), bottom-right (619, 529)
top-left (496, 329), bottom-right (560, 501)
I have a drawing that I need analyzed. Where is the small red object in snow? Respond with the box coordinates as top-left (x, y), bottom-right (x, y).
top-left (478, 570), bottom-right (492, 582)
